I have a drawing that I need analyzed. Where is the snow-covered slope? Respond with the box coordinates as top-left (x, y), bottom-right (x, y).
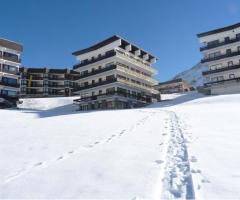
top-left (19, 96), bottom-right (79, 110)
top-left (1, 94), bottom-right (240, 199)
top-left (173, 62), bottom-right (207, 88)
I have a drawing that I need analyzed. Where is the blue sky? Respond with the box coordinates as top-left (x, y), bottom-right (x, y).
top-left (1, 0), bottom-right (240, 81)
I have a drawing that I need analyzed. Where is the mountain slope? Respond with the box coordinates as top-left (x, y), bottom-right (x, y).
top-left (173, 62), bottom-right (207, 88)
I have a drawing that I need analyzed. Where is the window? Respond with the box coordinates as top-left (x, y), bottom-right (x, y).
top-left (207, 40), bottom-right (219, 46)
top-left (98, 66), bottom-right (102, 70)
top-left (106, 75), bottom-right (115, 81)
top-left (236, 33), bottom-right (240, 39)
top-left (98, 78), bottom-right (102, 83)
top-left (225, 37), bottom-right (230, 42)
top-left (238, 46), bottom-right (240, 52)
top-left (99, 90), bottom-right (102, 95)
top-left (229, 74), bottom-right (235, 79)
top-left (92, 91), bottom-right (95, 96)
top-left (92, 80), bottom-right (95, 84)
top-left (1, 89), bottom-right (17, 97)
top-left (226, 49), bottom-right (231, 55)
top-left (84, 82), bottom-right (88, 86)
top-left (228, 61), bottom-right (233, 67)
top-left (106, 87), bottom-right (115, 94)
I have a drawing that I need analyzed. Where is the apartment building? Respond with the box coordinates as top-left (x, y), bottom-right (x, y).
top-left (155, 78), bottom-right (194, 94)
top-left (198, 23), bottom-right (240, 94)
top-left (0, 38), bottom-right (22, 106)
top-left (19, 67), bottom-right (80, 97)
top-left (72, 35), bottom-right (160, 110)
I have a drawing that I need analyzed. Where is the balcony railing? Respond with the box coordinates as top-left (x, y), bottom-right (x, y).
top-left (73, 50), bottom-right (117, 69)
top-left (202, 64), bottom-right (240, 75)
top-left (204, 77), bottom-right (240, 87)
top-left (0, 81), bottom-right (20, 88)
top-left (73, 91), bottom-right (147, 103)
top-left (75, 65), bottom-right (117, 80)
top-left (201, 51), bottom-right (240, 63)
top-left (48, 77), bottom-right (65, 80)
top-left (0, 54), bottom-right (21, 63)
top-left (48, 85), bottom-right (65, 88)
top-left (73, 78), bottom-right (117, 92)
top-left (0, 69), bottom-right (19, 75)
top-left (27, 84), bottom-right (44, 87)
top-left (21, 76), bottom-right (44, 80)
top-left (200, 37), bottom-right (240, 51)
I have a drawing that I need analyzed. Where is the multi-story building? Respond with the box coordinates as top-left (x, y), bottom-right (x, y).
top-left (19, 67), bottom-right (80, 97)
top-left (0, 38), bottom-right (22, 106)
top-left (72, 35), bottom-right (160, 110)
top-left (155, 78), bottom-right (194, 94)
top-left (198, 23), bottom-right (240, 94)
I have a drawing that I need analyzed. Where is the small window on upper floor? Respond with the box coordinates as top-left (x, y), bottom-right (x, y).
top-left (228, 61), bottom-right (233, 67)
top-left (225, 37), bottom-right (230, 42)
top-left (229, 74), bottom-right (235, 79)
top-left (238, 46), bottom-right (240, 52)
top-left (226, 49), bottom-right (231, 55)
top-left (236, 33), bottom-right (240, 39)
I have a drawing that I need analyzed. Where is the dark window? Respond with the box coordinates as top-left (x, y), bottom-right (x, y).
top-left (92, 80), bottom-right (95, 84)
top-left (236, 33), bottom-right (240, 39)
top-left (99, 90), bottom-right (102, 95)
top-left (225, 37), bottom-right (230, 42)
top-left (106, 75), bottom-right (115, 81)
top-left (99, 78), bottom-right (102, 83)
top-left (84, 82), bottom-right (88, 86)
top-left (226, 49), bottom-right (231, 55)
top-left (228, 61), bottom-right (233, 67)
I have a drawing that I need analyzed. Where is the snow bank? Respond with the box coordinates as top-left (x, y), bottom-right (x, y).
top-left (18, 96), bottom-right (79, 110)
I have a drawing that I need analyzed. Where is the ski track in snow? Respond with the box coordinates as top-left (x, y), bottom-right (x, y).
top-left (3, 112), bottom-right (155, 184)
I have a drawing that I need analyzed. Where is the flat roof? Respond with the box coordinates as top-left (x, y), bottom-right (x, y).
top-left (158, 78), bottom-right (183, 86)
top-left (72, 35), bottom-right (157, 59)
top-left (0, 38), bottom-right (23, 52)
top-left (197, 23), bottom-right (240, 38)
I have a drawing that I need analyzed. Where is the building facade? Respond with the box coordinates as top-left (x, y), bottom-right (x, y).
top-left (20, 67), bottom-right (80, 97)
top-left (198, 23), bottom-right (240, 95)
top-left (72, 35), bottom-right (160, 110)
top-left (0, 38), bottom-right (22, 106)
top-left (155, 78), bottom-right (194, 94)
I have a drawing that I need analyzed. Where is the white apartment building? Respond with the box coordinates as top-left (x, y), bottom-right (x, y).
top-left (0, 38), bottom-right (22, 106)
top-left (198, 23), bottom-right (240, 95)
top-left (72, 35), bottom-right (160, 110)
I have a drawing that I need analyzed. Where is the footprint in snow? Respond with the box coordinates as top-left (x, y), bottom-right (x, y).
top-left (34, 162), bottom-right (43, 166)
top-left (57, 156), bottom-right (64, 160)
top-left (190, 156), bottom-right (198, 163)
top-left (155, 160), bottom-right (164, 165)
top-left (68, 151), bottom-right (74, 154)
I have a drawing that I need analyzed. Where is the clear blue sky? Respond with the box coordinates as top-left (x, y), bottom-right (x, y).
top-left (1, 0), bottom-right (240, 81)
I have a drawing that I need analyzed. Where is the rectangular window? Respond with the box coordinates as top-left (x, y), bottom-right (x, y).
top-left (228, 61), bottom-right (233, 67)
top-left (238, 46), bottom-right (240, 52)
top-left (236, 33), bottom-right (240, 39)
top-left (229, 74), bottom-right (235, 79)
top-left (225, 37), bottom-right (230, 42)
top-left (226, 49), bottom-right (231, 55)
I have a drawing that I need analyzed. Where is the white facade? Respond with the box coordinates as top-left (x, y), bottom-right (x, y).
top-left (72, 35), bottom-right (159, 110)
top-left (0, 38), bottom-right (22, 104)
top-left (198, 23), bottom-right (240, 95)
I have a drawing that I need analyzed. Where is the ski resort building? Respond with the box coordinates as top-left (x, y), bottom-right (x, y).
top-left (155, 78), bottom-right (194, 94)
top-left (0, 38), bottom-right (22, 107)
top-left (19, 67), bottom-right (80, 98)
top-left (72, 35), bottom-right (160, 110)
top-left (198, 23), bottom-right (240, 95)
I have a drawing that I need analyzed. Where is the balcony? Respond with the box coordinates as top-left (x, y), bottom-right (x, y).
top-left (73, 50), bottom-right (116, 69)
top-left (48, 85), bottom-right (65, 88)
top-left (0, 94), bottom-right (18, 101)
top-left (27, 84), bottom-right (44, 88)
top-left (202, 64), bottom-right (240, 75)
top-left (22, 76), bottom-right (44, 80)
top-left (0, 81), bottom-right (19, 88)
top-left (204, 77), bottom-right (240, 87)
top-left (73, 91), bottom-right (147, 103)
top-left (48, 77), bottom-right (65, 80)
top-left (0, 54), bottom-right (21, 63)
top-left (73, 78), bottom-right (117, 92)
top-left (0, 69), bottom-right (19, 75)
top-left (201, 51), bottom-right (240, 63)
top-left (200, 37), bottom-right (240, 51)
top-left (75, 65), bottom-right (117, 80)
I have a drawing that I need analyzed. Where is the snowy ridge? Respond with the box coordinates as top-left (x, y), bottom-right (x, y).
top-left (173, 62), bottom-right (207, 88)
